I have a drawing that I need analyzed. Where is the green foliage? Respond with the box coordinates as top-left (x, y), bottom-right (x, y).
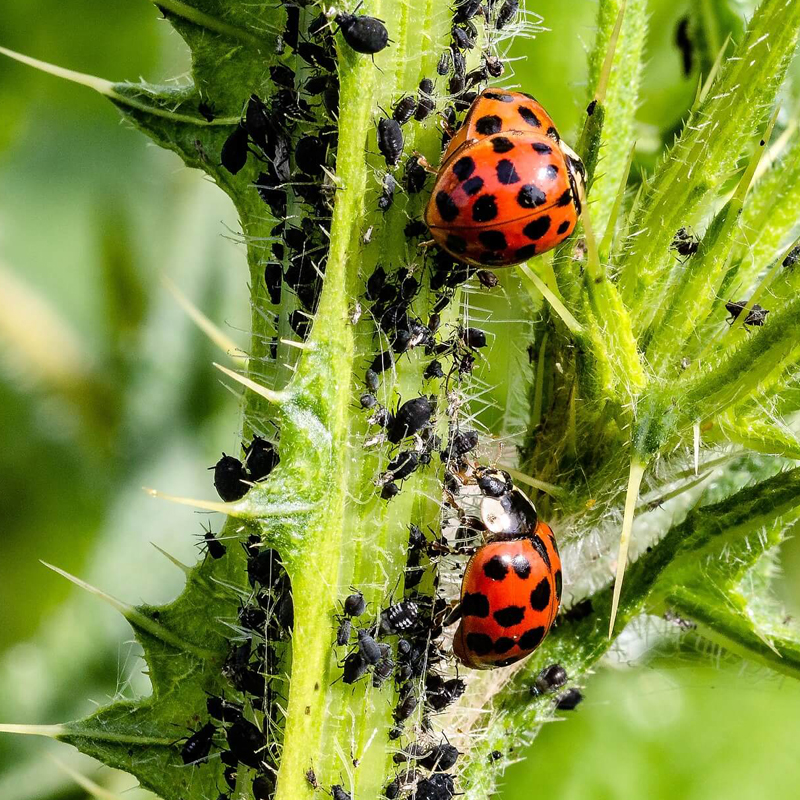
top-left (2, 1), bottom-right (800, 799)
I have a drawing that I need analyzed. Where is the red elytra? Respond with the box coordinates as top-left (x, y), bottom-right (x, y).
top-left (453, 521), bottom-right (562, 670)
top-left (425, 88), bottom-right (585, 268)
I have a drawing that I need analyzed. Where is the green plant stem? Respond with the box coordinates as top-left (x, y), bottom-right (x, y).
top-left (667, 587), bottom-right (800, 680)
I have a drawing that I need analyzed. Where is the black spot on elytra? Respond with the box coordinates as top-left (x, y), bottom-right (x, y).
top-left (555, 570), bottom-right (563, 600)
top-left (493, 637), bottom-right (515, 654)
top-left (496, 159), bottom-right (520, 185)
top-left (512, 555), bottom-right (531, 579)
top-left (519, 626), bottom-right (545, 650)
top-left (473, 194), bottom-right (499, 223)
top-left (478, 230), bottom-right (507, 251)
top-left (436, 190), bottom-right (459, 222)
top-left (517, 184), bottom-right (547, 209)
top-left (546, 126), bottom-right (560, 142)
top-left (518, 106), bottom-right (541, 128)
top-left (492, 137), bottom-right (515, 153)
top-left (463, 176), bottom-right (485, 196)
top-left (462, 591), bottom-right (490, 618)
top-left (556, 189), bottom-right (572, 207)
top-left (523, 216), bottom-right (551, 241)
top-left (483, 91), bottom-right (514, 102)
top-left (515, 244), bottom-right (538, 261)
top-left (453, 156), bottom-right (476, 182)
top-left (495, 655), bottom-right (520, 666)
top-left (466, 632), bottom-right (494, 655)
top-left (557, 220), bottom-right (570, 235)
top-left (529, 578), bottom-right (551, 612)
top-left (530, 534), bottom-right (551, 568)
top-left (483, 555), bottom-right (508, 580)
top-left (543, 164), bottom-right (559, 180)
top-left (494, 605), bottom-right (526, 627)
top-left (446, 233), bottom-right (468, 254)
top-left (476, 114), bottom-right (503, 135)
top-left (532, 142), bottom-right (553, 155)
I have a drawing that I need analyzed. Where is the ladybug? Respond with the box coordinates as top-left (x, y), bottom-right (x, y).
top-left (424, 89), bottom-right (586, 267)
top-left (453, 501), bottom-right (562, 670)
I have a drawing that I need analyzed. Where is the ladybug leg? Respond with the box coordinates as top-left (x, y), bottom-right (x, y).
top-left (417, 238), bottom-right (437, 251)
top-left (443, 601), bottom-right (462, 627)
top-left (412, 153), bottom-right (439, 174)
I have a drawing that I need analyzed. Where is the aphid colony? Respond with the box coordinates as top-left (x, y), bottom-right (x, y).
top-left (669, 228), bottom-right (774, 327)
top-left (213, 435), bottom-right (279, 503)
top-left (329, 466), bottom-right (568, 796)
top-left (187, 3), bottom-right (587, 798)
top-left (179, 531), bottom-right (293, 800)
top-left (215, 1), bottom-right (391, 349)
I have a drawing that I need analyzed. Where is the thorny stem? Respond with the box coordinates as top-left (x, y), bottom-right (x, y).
top-left (4, 1), bottom-right (800, 800)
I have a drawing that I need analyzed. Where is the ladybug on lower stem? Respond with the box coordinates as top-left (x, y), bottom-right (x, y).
top-left (425, 88), bottom-right (585, 267)
top-left (451, 469), bottom-right (562, 669)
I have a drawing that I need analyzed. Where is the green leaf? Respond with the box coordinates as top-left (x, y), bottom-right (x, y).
top-left (585, 0), bottom-right (648, 235)
top-left (617, 0), bottom-right (800, 332)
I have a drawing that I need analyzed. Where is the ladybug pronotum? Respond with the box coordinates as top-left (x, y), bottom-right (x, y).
top-left (425, 88), bottom-right (585, 267)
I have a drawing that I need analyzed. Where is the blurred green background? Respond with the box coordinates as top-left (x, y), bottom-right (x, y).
top-left (0, 1), bottom-right (798, 798)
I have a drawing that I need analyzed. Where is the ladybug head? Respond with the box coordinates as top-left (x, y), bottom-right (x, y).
top-left (559, 141), bottom-right (586, 217)
top-left (479, 488), bottom-right (537, 539)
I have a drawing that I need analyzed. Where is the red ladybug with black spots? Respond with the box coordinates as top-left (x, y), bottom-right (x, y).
top-left (452, 472), bottom-right (562, 669)
top-left (425, 88), bottom-right (585, 267)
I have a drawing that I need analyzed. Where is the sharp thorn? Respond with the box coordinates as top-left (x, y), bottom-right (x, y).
top-left (213, 363), bottom-right (288, 405)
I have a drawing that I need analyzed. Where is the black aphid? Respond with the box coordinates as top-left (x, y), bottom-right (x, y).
top-left (532, 663), bottom-right (568, 696)
top-left (388, 396), bottom-right (434, 443)
top-left (212, 454), bottom-right (249, 502)
top-left (380, 600), bottom-right (420, 634)
top-left (226, 716), bottom-right (266, 769)
top-left (243, 435), bottom-right (279, 481)
top-left (555, 687), bottom-right (584, 711)
top-left (377, 117), bottom-right (404, 167)
top-left (344, 590), bottom-right (367, 617)
top-left (378, 173), bottom-right (398, 212)
top-left (220, 124), bottom-right (249, 175)
top-left (393, 95), bottom-right (417, 125)
top-left (386, 450), bottom-right (420, 481)
top-left (342, 651), bottom-right (369, 684)
top-left (203, 527), bottom-right (227, 559)
top-left (335, 12), bottom-right (390, 54)
top-left (181, 722), bottom-right (216, 765)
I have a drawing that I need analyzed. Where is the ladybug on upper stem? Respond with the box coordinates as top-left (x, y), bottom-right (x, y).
top-left (425, 89), bottom-right (586, 267)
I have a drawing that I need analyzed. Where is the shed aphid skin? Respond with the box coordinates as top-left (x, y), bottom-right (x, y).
top-left (725, 299), bottom-right (770, 327)
top-left (425, 89), bottom-right (585, 267)
top-left (670, 226), bottom-right (699, 260)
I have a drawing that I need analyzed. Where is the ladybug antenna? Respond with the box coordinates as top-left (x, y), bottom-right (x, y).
top-left (608, 459), bottom-right (647, 637)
